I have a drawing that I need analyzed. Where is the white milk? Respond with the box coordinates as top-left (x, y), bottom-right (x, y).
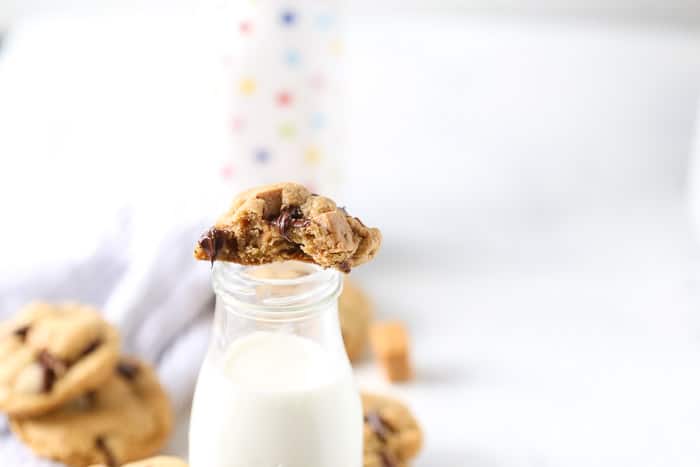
top-left (189, 331), bottom-right (362, 467)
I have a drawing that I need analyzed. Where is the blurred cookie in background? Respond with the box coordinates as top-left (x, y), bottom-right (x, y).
top-left (10, 357), bottom-right (173, 467)
top-left (0, 302), bottom-right (120, 417)
top-left (362, 392), bottom-right (423, 467)
top-left (339, 277), bottom-right (374, 363)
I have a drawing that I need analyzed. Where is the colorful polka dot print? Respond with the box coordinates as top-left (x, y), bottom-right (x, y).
top-left (219, 1), bottom-right (343, 190)
top-left (315, 13), bottom-right (334, 31)
top-left (255, 148), bottom-right (271, 164)
top-left (279, 122), bottom-right (296, 140)
top-left (284, 49), bottom-right (301, 67)
top-left (276, 91), bottom-right (293, 107)
top-left (304, 146), bottom-right (321, 165)
top-left (239, 21), bottom-right (253, 34)
top-left (309, 112), bottom-right (325, 130)
top-left (280, 9), bottom-right (297, 26)
top-left (239, 78), bottom-right (256, 95)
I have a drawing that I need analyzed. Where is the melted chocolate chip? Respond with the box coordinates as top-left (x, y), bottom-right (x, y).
top-left (85, 390), bottom-right (98, 405)
top-left (95, 436), bottom-right (117, 467)
top-left (364, 411), bottom-right (395, 443)
top-left (274, 206), bottom-right (310, 241)
top-left (13, 326), bottom-right (30, 342)
top-left (37, 350), bottom-right (66, 393)
top-left (116, 361), bottom-right (140, 380)
top-left (379, 451), bottom-right (397, 467)
top-left (338, 261), bottom-right (351, 273)
top-left (42, 367), bottom-right (55, 393)
top-left (78, 339), bottom-right (102, 359)
top-left (71, 391), bottom-right (98, 410)
top-left (198, 228), bottom-right (227, 266)
top-left (38, 350), bottom-right (65, 372)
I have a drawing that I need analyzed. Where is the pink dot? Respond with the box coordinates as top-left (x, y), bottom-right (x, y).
top-left (220, 163), bottom-right (235, 180)
top-left (277, 91), bottom-right (293, 107)
top-left (309, 74), bottom-right (325, 91)
top-left (240, 21), bottom-right (253, 34)
top-left (231, 117), bottom-right (245, 132)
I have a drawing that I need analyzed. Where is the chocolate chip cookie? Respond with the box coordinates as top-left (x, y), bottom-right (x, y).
top-left (0, 302), bottom-right (120, 417)
top-left (90, 456), bottom-right (187, 467)
top-left (362, 392), bottom-right (423, 467)
top-left (339, 277), bottom-right (374, 362)
top-left (195, 182), bottom-right (382, 272)
top-left (10, 357), bottom-right (173, 467)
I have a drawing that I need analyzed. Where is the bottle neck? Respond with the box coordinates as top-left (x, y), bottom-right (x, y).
top-left (211, 261), bottom-right (342, 322)
top-left (208, 262), bottom-right (348, 366)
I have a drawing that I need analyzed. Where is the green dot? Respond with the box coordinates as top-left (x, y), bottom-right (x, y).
top-left (279, 122), bottom-right (296, 139)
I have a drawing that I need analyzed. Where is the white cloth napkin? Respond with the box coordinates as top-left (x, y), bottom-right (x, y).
top-left (0, 208), bottom-right (216, 464)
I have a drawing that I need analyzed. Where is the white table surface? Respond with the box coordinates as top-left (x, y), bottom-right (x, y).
top-left (356, 198), bottom-right (700, 466)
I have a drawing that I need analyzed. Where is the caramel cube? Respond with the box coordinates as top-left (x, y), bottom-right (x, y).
top-left (370, 321), bottom-right (413, 382)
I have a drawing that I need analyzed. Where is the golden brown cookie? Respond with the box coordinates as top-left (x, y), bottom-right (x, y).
top-left (0, 302), bottom-right (120, 417)
top-left (10, 357), bottom-right (173, 467)
top-left (362, 392), bottom-right (423, 467)
top-left (339, 277), bottom-right (374, 362)
top-left (90, 456), bottom-right (187, 467)
top-left (194, 182), bottom-right (382, 272)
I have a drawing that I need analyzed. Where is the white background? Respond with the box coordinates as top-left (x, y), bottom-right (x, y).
top-left (2, 3), bottom-right (700, 466)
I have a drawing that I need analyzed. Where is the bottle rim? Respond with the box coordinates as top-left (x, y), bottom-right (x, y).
top-left (211, 260), bottom-right (342, 321)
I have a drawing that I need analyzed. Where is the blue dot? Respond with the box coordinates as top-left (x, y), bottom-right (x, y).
top-left (284, 49), bottom-right (301, 67)
top-left (309, 113), bottom-right (325, 130)
top-left (254, 148), bottom-right (270, 164)
top-left (315, 13), bottom-right (334, 30)
top-left (280, 9), bottom-right (296, 26)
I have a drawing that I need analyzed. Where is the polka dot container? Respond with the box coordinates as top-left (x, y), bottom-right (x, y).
top-left (217, 0), bottom-right (344, 193)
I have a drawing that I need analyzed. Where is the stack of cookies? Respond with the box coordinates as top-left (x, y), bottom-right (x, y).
top-left (0, 302), bottom-right (173, 467)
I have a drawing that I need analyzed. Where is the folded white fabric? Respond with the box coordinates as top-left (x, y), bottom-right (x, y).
top-left (0, 206), bottom-right (215, 464)
top-left (101, 210), bottom-right (214, 410)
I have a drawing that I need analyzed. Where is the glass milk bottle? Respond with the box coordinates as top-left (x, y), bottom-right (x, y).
top-left (189, 261), bottom-right (362, 467)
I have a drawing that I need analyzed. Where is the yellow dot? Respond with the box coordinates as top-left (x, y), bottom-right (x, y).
top-left (305, 146), bottom-right (322, 165)
top-left (329, 39), bottom-right (343, 57)
top-left (279, 122), bottom-right (296, 140)
top-left (239, 78), bottom-right (256, 95)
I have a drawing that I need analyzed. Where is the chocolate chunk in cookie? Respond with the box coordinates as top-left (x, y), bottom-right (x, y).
top-left (0, 302), bottom-right (120, 416)
top-left (362, 392), bottom-right (423, 467)
top-left (194, 183), bottom-right (382, 272)
top-left (10, 357), bottom-right (173, 467)
top-left (116, 360), bottom-right (140, 380)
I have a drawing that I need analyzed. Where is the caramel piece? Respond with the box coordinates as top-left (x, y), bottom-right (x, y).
top-left (369, 321), bottom-right (413, 382)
